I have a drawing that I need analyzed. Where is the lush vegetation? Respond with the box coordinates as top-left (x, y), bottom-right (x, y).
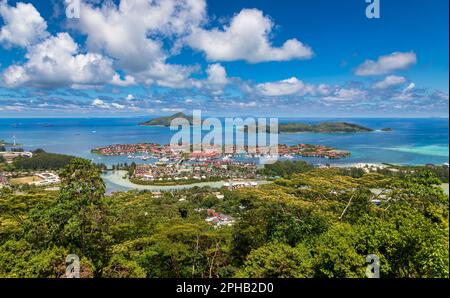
top-left (257, 160), bottom-right (314, 178)
top-left (0, 158), bottom-right (448, 278)
top-left (278, 122), bottom-right (373, 133)
top-left (12, 149), bottom-right (75, 171)
top-left (376, 164), bottom-right (449, 183)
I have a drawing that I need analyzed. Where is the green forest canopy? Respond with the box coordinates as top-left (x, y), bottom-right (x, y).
top-left (0, 158), bottom-right (448, 278)
top-left (12, 149), bottom-right (75, 171)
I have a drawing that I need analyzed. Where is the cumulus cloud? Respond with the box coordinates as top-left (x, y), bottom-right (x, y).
top-left (206, 63), bottom-right (228, 85)
top-left (372, 75), bottom-right (406, 89)
top-left (256, 77), bottom-right (306, 96)
top-left (1, 33), bottom-right (116, 88)
top-left (355, 52), bottom-right (417, 76)
top-left (77, 0), bottom-right (206, 87)
top-left (91, 98), bottom-right (126, 110)
top-left (201, 63), bottom-right (229, 94)
top-left (111, 74), bottom-right (136, 87)
top-left (323, 88), bottom-right (367, 101)
top-left (91, 98), bottom-right (109, 109)
top-left (188, 9), bottom-right (313, 63)
top-left (0, 1), bottom-right (49, 48)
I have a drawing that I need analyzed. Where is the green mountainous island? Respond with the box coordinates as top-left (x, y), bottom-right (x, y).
top-left (139, 112), bottom-right (193, 126)
top-left (140, 113), bottom-right (388, 133)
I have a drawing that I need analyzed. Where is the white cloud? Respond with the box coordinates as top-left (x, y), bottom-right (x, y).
top-left (91, 98), bottom-right (109, 109)
top-left (316, 84), bottom-right (332, 96)
top-left (1, 33), bottom-right (116, 88)
top-left (112, 74), bottom-right (136, 87)
top-left (256, 77), bottom-right (305, 96)
top-left (188, 9), bottom-right (313, 63)
top-left (238, 101), bottom-right (257, 108)
top-left (78, 0), bottom-right (206, 87)
top-left (161, 107), bottom-right (185, 113)
top-left (372, 75), bottom-right (406, 89)
top-left (0, 1), bottom-right (49, 48)
top-left (91, 99), bottom-right (126, 110)
top-left (111, 103), bottom-right (125, 109)
top-left (355, 52), bottom-right (417, 76)
top-left (323, 88), bottom-right (367, 101)
top-left (206, 63), bottom-right (228, 85)
top-left (125, 94), bottom-right (135, 101)
top-left (139, 61), bottom-right (200, 88)
top-left (201, 63), bottom-right (229, 94)
top-left (0, 105), bottom-right (22, 111)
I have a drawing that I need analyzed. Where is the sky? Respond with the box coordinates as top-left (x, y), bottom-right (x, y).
top-left (0, 0), bottom-right (448, 118)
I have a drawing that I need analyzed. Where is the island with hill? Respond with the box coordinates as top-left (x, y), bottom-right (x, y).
top-left (243, 122), bottom-right (374, 133)
top-left (139, 112), bottom-right (193, 127)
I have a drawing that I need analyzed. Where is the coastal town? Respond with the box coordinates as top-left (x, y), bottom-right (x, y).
top-left (90, 142), bottom-right (351, 185)
top-left (91, 142), bottom-right (351, 161)
top-left (132, 161), bottom-right (259, 185)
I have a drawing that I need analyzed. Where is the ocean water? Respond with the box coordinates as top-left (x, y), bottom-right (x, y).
top-left (0, 117), bottom-right (448, 166)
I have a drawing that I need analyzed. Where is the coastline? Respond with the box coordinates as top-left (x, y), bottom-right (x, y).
top-left (102, 170), bottom-right (270, 193)
top-left (1, 117), bottom-right (448, 166)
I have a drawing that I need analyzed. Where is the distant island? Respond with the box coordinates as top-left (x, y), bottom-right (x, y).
top-left (140, 113), bottom-right (379, 133)
top-left (139, 112), bottom-right (193, 126)
top-left (243, 122), bottom-right (374, 134)
top-left (277, 122), bottom-right (373, 133)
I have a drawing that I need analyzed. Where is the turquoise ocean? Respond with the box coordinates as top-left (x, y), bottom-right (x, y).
top-left (0, 117), bottom-right (448, 167)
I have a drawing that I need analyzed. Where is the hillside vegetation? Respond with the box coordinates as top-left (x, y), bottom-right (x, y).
top-left (0, 159), bottom-right (448, 278)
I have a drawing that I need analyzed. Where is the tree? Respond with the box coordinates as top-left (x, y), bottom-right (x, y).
top-left (313, 223), bottom-right (366, 278)
top-left (23, 158), bottom-right (111, 276)
top-left (102, 255), bottom-right (146, 278)
top-left (357, 205), bottom-right (449, 278)
top-left (237, 242), bottom-right (313, 278)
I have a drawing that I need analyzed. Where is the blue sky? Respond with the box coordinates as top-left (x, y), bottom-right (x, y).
top-left (0, 0), bottom-right (448, 117)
